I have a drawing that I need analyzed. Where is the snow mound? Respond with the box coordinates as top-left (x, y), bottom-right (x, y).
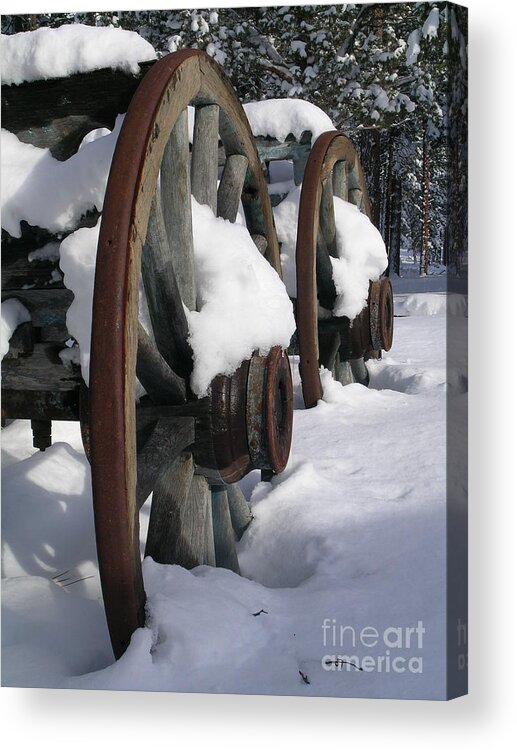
top-left (188, 199), bottom-right (296, 396)
top-left (244, 99), bottom-right (334, 145)
top-left (1, 24), bottom-right (156, 86)
top-left (274, 191), bottom-right (387, 315)
top-left (1, 117), bottom-right (123, 238)
top-left (1, 298), bottom-right (31, 360)
top-left (58, 200), bottom-right (295, 394)
top-left (2, 576), bottom-right (112, 687)
top-left (331, 198), bottom-right (388, 318)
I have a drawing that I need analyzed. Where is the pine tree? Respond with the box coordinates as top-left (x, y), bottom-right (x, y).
top-left (2, 3), bottom-right (466, 276)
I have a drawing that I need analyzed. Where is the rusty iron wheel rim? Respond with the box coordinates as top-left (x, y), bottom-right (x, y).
top-left (89, 50), bottom-right (289, 658)
top-left (295, 130), bottom-right (374, 408)
top-left (263, 347), bottom-right (293, 473)
top-left (379, 277), bottom-right (394, 351)
top-left (369, 277), bottom-right (394, 353)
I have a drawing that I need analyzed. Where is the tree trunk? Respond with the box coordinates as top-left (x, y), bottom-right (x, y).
top-left (389, 176), bottom-right (402, 276)
top-left (420, 131), bottom-right (430, 276)
top-left (442, 225), bottom-right (449, 267)
top-left (384, 131), bottom-right (393, 250)
top-left (371, 129), bottom-right (382, 228)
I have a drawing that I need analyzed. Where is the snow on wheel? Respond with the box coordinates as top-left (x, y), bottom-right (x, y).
top-left (89, 50), bottom-right (293, 658)
top-left (295, 130), bottom-right (394, 408)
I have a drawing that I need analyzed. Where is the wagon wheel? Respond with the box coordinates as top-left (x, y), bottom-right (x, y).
top-left (295, 130), bottom-right (393, 408)
top-left (89, 50), bottom-right (293, 658)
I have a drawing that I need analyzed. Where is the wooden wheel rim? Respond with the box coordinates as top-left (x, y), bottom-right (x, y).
top-left (295, 130), bottom-right (372, 408)
top-left (90, 50), bottom-right (282, 657)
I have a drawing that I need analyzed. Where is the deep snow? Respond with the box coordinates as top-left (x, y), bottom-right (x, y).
top-left (273, 186), bottom-right (388, 310)
top-left (0, 24), bottom-right (156, 85)
top-left (1, 293), bottom-right (467, 699)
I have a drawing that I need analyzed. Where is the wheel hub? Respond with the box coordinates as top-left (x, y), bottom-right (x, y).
top-left (368, 277), bottom-right (394, 352)
top-left (198, 348), bottom-right (293, 483)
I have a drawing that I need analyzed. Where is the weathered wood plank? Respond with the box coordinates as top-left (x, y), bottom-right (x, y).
top-left (226, 483), bottom-right (253, 540)
top-left (136, 417), bottom-right (195, 508)
top-left (318, 330), bottom-right (341, 372)
top-left (142, 195), bottom-right (193, 378)
top-left (349, 188), bottom-right (363, 208)
top-left (1, 289), bottom-right (72, 331)
top-left (347, 167), bottom-right (362, 191)
top-left (320, 176), bottom-right (337, 257)
top-left (203, 492), bottom-right (216, 566)
top-left (145, 454), bottom-right (212, 568)
top-left (316, 228), bottom-right (337, 310)
top-left (0, 341), bottom-right (79, 392)
top-left (1, 387), bottom-right (80, 421)
top-left (350, 357), bottom-right (369, 386)
top-left (160, 109), bottom-right (196, 311)
top-left (2, 321), bottom-right (34, 359)
top-left (136, 323), bottom-right (186, 405)
top-left (186, 475), bottom-right (213, 566)
top-left (211, 486), bottom-right (240, 573)
top-left (1, 61), bottom-right (155, 160)
top-left (1, 245), bottom-right (63, 290)
top-left (217, 153), bottom-right (248, 222)
top-left (191, 103), bottom-right (219, 213)
top-left (293, 153), bottom-right (308, 186)
top-left (254, 134), bottom-right (311, 166)
top-left (336, 359), bottom-right (354, 386)
top-left (1, 342), bottom-right (80, 420)
top-left (145, 453), bottom-right (193, 563)
top-left (333, 160), bottom-right (348, 201)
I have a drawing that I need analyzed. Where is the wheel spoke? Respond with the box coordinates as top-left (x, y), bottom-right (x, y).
top-left (203, 487), bottom-right (216, 566)
top-left (217, 153), bottom-right (248, 222)
top-left (144, 453), bottom-right (192, 564)
top-left (318, 329), bottom-right (341, 372)
top-left (333, 160), bottom-right (348, 201)
top-left (226, 483), bottom-right (253, 540)
top-left (349, 187), bottom-right (363, 208)
top-left (350, 357), bottom-right (369, 386)
top-left (137, 323), bottom-right (186, 405)
top-left (336, 358), bottom-right (354, 386)
top-left (160, 109), bottom-right (196, 310)
top-left (251, 234), bottom-right (268, 255)
top-left (142, 194), bottom-right (193, 377)
top-left (145, 456), bottom-right (213, 568)
top-left (316, 227), bottom-right (337, 310)
top-left (191, 103), bottom-right (220, 213)
top-left (136, 417), bottom-right (195, 508)
top-left (211, 486), bottom-right (240, 573)
top-left (320, 176), bottom-right (337, 257)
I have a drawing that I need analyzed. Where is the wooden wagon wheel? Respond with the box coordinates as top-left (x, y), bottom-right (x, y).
top-left (89, 50), bottom-right (293, 658)
top-left (295, 131), bottom-right (393, 408)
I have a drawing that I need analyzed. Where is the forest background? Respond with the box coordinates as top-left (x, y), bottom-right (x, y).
top-left (2, 2), bottom-right (468, 278)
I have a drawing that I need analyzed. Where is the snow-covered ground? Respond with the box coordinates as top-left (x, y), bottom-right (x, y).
top-left (1, 293), bottom-right (467, 699)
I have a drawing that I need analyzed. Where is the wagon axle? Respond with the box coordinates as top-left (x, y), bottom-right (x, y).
top-left (138, 347), bottom-right (293, 485)
top-left (317, 277), bottom-right (394, 360)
